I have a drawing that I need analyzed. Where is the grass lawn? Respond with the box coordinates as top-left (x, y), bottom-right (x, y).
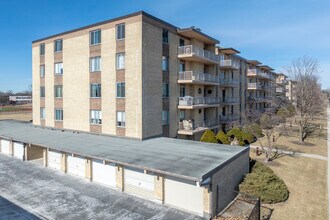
top-left (0, 112), bottom-right (32, 121)
top-left (250, 153), bottom-right (328, 220)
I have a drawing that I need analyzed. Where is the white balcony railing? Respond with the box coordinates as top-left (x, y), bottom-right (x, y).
top-left (178, 71), bottom-right (220, 84)
top-left (179, 118), bottom-right (219, 132)
top-left (247, 83), bottom-right (261, 89)
top-left (276, 87), bottom-right (284, 93)
top-left (247, 69), bottom-right (275, 80)
top-left (178, 96), bottom-right (221, 106)
top-left (178, 45), bottom-right (219, 63)
top-left (219, 59), bottom-right (240, 69)
top-left (219, 79), bottom-right (239, 86)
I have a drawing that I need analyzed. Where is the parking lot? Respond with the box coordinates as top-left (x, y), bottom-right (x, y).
top-left (0, 154), bottom-right (202, 220)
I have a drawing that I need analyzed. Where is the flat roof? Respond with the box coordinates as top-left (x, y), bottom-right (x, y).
top-left (247, 60), bottom-right (262, 65)
top-left (0, 120), bottom-right (248, 182)
top-left (218, 47), bottom-right (240, 55)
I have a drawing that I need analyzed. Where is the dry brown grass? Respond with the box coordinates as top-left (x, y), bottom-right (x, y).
top-left (0, 112), bottom-right (32, 122)
top-left (250, 153), bottom-right (328, 220)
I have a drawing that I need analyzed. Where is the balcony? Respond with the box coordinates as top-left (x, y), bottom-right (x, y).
top-left (219, 115), bottom-right (240, 123)
top-left (178, 96), bottom-right (221, 109)
top-left (178, 45), bottom-right (219, 64)
top-left (219, 59), bottom-right (240, 70)
top-left (178, 118), bottom-right (219, 135)
top-left (276, 87), bottom-right (284, 93)
top-left (219, 79), bottom-right (239, 87)
top-left (246, 97), bottom-right (266, 102)
top-left (247, 69), bottom-right (274, 80)
top-left (247, 83), bottom-right (262, 90)
top-left (178, 71), bottom-right (220, 85)
top-left (220, 97), bottom-right (240, 105)
top-left (262, 84), bottom-right (275, 90)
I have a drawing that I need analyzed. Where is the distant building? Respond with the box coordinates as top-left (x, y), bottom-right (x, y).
top-left (9, 96), bottom-right (32, 104)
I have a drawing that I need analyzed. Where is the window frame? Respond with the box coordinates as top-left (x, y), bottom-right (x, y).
top-left (116, 23), bottom-right (125, 40)
top-left (162, 29), bottom-right (169, 44)
top-left (90, 110), bottom-right (102, 125)
top-left (54, 39), bottom-right (63, 53)
top-left (54, 85), bottom-right (63, 98)
top-left (116, 111), bottom-right (126, 128)
top-left (90, 29), bottom-right (101, 46)
top-left (163, 83), bottom-right (169, 98)
top-left (116, 53), bottom-right (125, 70)
top-left (162, 110), bottom-right (169, 125)
top-left (54, 62), bottom-right (63, 75)
top-left (40, 107), bottom-right (45, 120)
top-left (40, 44), bottom-right (45, 55)
top-left (162, 56), bottom-right (169, 71)
top-left (40, 65), bottom-right (45, 77)
top-left (90, 83), bottom-right (102, 98)
top-left (90, 56), bottom-right (101, 72)
top-left (116, 82), bottom-right (125, 98)
top-left (40, 86), bottom-right (45, 98)
top-left (55, 109), bottom-right (63, 121)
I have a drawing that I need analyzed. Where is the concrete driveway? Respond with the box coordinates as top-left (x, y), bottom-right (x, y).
top-left (0, 154), bottom-right (202, 220)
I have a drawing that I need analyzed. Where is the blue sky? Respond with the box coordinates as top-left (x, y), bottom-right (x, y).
top-left (0, 0), bottom-right (329, 92)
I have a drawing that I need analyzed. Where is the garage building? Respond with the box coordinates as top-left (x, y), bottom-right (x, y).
top-left (0, 120), bottom-right (249, 219)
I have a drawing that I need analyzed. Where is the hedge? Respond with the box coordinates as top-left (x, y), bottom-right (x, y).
top-left (239, 161), bottom-right (289, 203)
top-left (216, 131), bottom-right (230, 144)
top-left (200, 130), bottom-right (217, 143)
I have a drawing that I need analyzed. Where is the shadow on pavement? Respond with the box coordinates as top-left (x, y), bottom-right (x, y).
top-left (0, 196), bottom-right (41, 220)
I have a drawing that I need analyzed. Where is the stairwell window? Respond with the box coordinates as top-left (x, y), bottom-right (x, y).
top-left (90, 84), bottom-right (101, 98)
top-left (90, 56), bottom-right (101, 72)
top-left (117, 111), bottom-right (126, 127)
top-left (40, 108), bottom-right (45, 119)
top-left (116, 82), bottom-right (125, 98)
top-left (162, 56), bottom-right (169, 71)
top-left (163, 83), bottom-right (169, 98)
top-left (40, 65), bottom-right (45, 77)
top-left (162, 29), bottom-right (169, 44)
top-left (54, 85), bottom-right (63, 98)
top-left (55, 109), bottom-right (63, 121)
top-left (162, 111), bottom-right (169, 125)
top-left (40, 87), bottom-right (45, 98)
top-left (90, 110), bottom-right (102, 124)
top-left (116, 53), bottom-right (125, 70)
top-left (116, 23), bottom-right (125, 40)
top-left (90, 30), bottom-right (101, 45)
top-left (55, 62), bottom-right (63, 75)
top-left (40, 44), bottom-right (45, 55)
top-left (54, 39), bottom-right (63, 52)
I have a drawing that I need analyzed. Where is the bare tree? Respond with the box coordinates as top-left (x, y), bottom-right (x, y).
top-left (243, 110), bottom-right (288, 163)
top-left (285, 56), bottom-right (326, 142)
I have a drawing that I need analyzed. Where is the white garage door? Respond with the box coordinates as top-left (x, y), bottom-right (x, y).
top-left (92, 159), bottom-right (116, 187)
top-left (13, 142), bottom-right (24, 160)
top-left (48, 150), bottom-right (62, 170)
top-left (67, 154), bottom-right (85, 178)
top-left (0, 140), bottom-right (10, 155)
top-left (165, 177), bottom-right (203, 216)
top-left (124, 167), bottom-right (155, 200)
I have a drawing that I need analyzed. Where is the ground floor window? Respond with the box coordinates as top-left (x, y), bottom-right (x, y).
top-left (117, 111), bottom-right (126, 127)
top-left (90, 110), bottom-right (102, 124)
top-left (55, 109), bottom-right (63, 121)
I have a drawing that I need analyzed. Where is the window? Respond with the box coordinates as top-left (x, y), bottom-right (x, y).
top-left (180, 86), bottom-right (186, 97)
top-left (162, 29), bottom-right (168, 44)
top-left (90, 84), bottom-right (101, 98)
top-left (116, 82), bottom-right (125, 98)
top-left (90, 110), bottom-right (102, 124)
top-left (40, 87), bottom-right (45, 98)
top-left (179, 110), bottom-right (185, 121)
top-left (55, 109), bottom-right (63, 121)
top-left (179, 62), bottom-right (185, 72)
top-left (116, 53), bottom-right (125, 69)
top-left (162, 110), bottom-right (169, 125)
top-left (163, 83), bottom-right (169, 98)
top-left (54, 39), bottom-right (63, 52)
top-left (179, 38), bottom-right (185, 47)
top-left (117, 111), bottom-right (126, 127)
top-left (40, 44), bottom-right (45, 55)
top-left (54, 85), bottom-right (63, 98)
top-left (90, 30), bottom-right (101, 45)
top-left (162, 56), bottom-right (169, 71)
top-left (40, 108), bottom-right (45, 119)
top-left (90, 56), bottom-right (101, 72)
top-left (116, 23), bottom-right (125, 40)
top-left (55, 62), bottom-right (63, 75)
top-left (40, 65), bottom-right (45, 77)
